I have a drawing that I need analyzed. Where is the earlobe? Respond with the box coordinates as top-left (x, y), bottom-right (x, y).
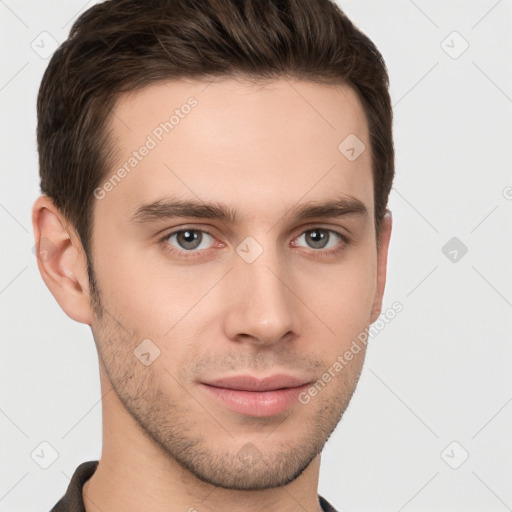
top-left (370, 210), bottom-right (392, 324)
top-left (32, 195), bottom-right (94, 325)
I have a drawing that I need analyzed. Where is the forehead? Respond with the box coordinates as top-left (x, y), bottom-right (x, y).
top-left (97, 77), bottom-right (373, 226)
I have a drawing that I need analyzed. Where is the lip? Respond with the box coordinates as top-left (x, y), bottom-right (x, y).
top-left (199, 374), bottom-right (312, 417)
top-left (203, 374), bottom-right (310, 391)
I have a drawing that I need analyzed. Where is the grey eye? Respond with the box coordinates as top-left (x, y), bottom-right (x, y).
top-left (296, 229), bottom-right (341, 250)
top-left (167, 230), bottom-right (214, 251)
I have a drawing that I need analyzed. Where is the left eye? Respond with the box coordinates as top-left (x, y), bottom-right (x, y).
top-left (164, 229), bottom-right (215, 252)
top-left (294, 228), bottom-right (343, 250)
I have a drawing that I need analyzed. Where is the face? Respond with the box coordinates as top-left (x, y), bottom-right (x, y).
top-left (55, 77), bottom-right (391, 490)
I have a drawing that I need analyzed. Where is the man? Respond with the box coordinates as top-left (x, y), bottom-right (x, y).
top-left (33, 0), bottom-right (394, 510)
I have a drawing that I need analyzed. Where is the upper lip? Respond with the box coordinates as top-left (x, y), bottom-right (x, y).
top-left (201, 374), bottom-right (312, 392)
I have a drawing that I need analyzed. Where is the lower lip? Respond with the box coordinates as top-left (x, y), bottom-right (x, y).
top-left (200, 383), bottom-right (311, 417)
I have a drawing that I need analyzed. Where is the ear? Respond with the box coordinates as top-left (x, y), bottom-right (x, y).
top-left (369, 210), bottom-right (392, 323)
top-left (32, 195), bottom-right (94, 325)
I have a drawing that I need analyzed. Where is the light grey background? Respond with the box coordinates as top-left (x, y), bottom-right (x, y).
top-left (1, 1), bottom-right (511, 511)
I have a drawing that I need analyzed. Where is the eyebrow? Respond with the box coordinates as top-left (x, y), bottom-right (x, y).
top-left (129, 195), bottom-right (368, 225)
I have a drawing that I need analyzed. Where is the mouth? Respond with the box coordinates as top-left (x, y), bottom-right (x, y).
top-left (199, 374), bottom-right (313, 417)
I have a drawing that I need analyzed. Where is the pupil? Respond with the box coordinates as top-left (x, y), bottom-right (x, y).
top-left (179, 230), bottom-right (200, 249)
top-left (308, 229), bottom-right (327, 248)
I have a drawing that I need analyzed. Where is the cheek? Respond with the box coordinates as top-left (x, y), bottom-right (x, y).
top-left (92, 240), bottom-right (167, 333)
top-left (93, 239), bottom-right (218, 346)
top-left (298, 245), bottom-right (377, 337)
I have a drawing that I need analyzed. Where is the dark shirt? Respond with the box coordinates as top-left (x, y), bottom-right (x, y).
top-left (50, 460), bottom-right (338, 512)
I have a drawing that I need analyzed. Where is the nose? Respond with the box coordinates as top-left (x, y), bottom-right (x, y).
top-left (222, 245), bottom-right (300, 347)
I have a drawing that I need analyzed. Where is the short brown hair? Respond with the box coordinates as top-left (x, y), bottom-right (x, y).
top-left (37, 0), bottom-right (394, 278)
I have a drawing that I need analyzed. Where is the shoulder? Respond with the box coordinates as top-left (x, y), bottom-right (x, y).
top-left (49, 460), bottom-right (99, 512)
top-left (319, 494), bottom-right (339, 512)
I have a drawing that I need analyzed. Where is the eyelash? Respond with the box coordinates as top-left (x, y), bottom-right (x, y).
top-left (158, 226), bottom-right (350, 259)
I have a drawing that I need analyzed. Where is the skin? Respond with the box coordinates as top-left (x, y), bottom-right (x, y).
top-left (32, 77), bottom-right (392, 512)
